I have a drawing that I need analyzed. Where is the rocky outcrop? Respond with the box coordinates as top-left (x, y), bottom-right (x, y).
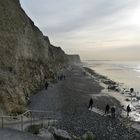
top-left (34, 127), bottom-right (96, 140)
top-left (53, 128), bottom-right (71, 140)
top-left (67, 55), bottom-right (81, 64)
top-left (0, 0), bottom-right (81, 115)
top-left (0, 128), bottom-right (47, 140)
top-left (38, 128), bottom-right (55, 140)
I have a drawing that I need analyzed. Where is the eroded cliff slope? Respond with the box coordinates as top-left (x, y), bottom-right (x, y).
top-left (0, 0), bottom-right (80, 115)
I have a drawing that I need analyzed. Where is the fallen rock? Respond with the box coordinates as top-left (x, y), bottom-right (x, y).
top-left (38, 128), bottom-right (55, 140)
top-left (132, 97), bottom-right (137, 101)
top-left (48, 126), bottom-right (56, 134)
top-left (102, 79), bottom-right (116, 85)
top-left (115, 87), bottom-right (121, 92)
top-left (72, 135), bottom-right (81, 140)
top-left (82, 131), bottom-right (96, 140)
top-left (107, 85), bottom-right (120, 92)
top-left (53, 128), bottom-right (71, 140)
top-left (125, 98), bottom-right (130, 101)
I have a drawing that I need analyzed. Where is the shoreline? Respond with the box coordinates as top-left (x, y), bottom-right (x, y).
top-left (83, 66), bottom-right (140, 129)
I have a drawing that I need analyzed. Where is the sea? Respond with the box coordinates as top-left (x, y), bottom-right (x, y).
top-left (84, 60), bottom-right (140, 92)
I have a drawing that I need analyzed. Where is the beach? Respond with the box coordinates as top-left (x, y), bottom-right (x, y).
top-left (84, 61), bottom-right (140, 122)
top-left (28, 65), bottom-right (140, 140)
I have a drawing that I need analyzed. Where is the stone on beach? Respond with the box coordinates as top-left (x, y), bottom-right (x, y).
top-left (38, 128), bottom-right (55, 140)
top-left (125, 98), bottom-right (131, 101)
top-left (53, 128), bottom-right (71, 140)
top-left (102, 79), bottom-right (116, 85)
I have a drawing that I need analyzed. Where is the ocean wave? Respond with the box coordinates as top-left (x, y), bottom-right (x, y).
top-left (84, 60), bottom-right (140, 91)
top-left (134, 69), bottom-right (140, 73)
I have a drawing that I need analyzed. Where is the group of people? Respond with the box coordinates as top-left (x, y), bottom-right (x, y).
top-left (44, 74), bottom-right (66, 90)
top-left (88, 98), bottom-right (131, 118)
top-left (105, 104), bottom-right (131, 117)
top-left (58, 74), bottom-right (66, 81)
top-left (105, 104), bottom-right (116, 118)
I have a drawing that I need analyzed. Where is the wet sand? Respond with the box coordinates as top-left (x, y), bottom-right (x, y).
top-left (28, 65), bottom-right (140, 140)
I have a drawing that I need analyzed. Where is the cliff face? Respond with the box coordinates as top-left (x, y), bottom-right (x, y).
top-left (0, 0), bottom-right (80, 115)
top-left (67, 55), bottom-right (81, 64)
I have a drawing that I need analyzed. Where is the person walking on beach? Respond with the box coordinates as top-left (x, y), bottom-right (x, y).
top-left (130, 88), bottom-right (134, 93)
top-left (88, 98), bottom-right (93, 110)
top-left (111, 106), bottom-right (116, 118)
top-left (45, 81), bottom-right (49, 90)
top-left (83, 71), bottom-right (86, 76)
top-left (58, 75), bottom-right (60, 80)
top-left (127, 105), bottom-right (131, 117)
top-left (130, 88), bottom-right (134, 102)
top-left (60, 74), bottom-right (63, 81)
top-left (63, 75), bottom-right (66, 80)
top-left (105, 104), bottom-right (110, 114)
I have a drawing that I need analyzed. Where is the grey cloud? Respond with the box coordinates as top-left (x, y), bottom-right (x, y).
top-left (20, 0), bottom-right (140, 35)
top-left (20, 0), bottom-right (140, 60)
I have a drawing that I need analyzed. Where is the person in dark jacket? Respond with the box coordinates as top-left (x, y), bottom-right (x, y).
top-left (105, 104), bottom-right (110, 114)
top-left (45, 81), bottom-right (49, 90)
top-left (88, 98), bottom-right (93, 110)
top-left (127, 105), bottom-right (131, 116)
top-left (111, 106), bottom-right (116, 118)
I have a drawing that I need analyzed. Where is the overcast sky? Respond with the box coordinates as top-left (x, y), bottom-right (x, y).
top-left (20, 0), bottom-right (140, 60)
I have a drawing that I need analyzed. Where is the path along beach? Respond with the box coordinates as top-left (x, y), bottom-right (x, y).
top-left (28, 65), bottom-right (140, 140)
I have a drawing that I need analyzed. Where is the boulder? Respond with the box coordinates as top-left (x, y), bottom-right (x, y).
top-left (72, 135), bottom-right (81, 140)
top-left (107, 85), bottom-right (120, 92)
top-left (102, 79), bottom-right (116, 85)
top-left (82, 131), bottom-right (96, 140)
top-left (48, 127), bottom-right (56, 134)
top-left (125, 98), bottom-right (130, 101)
top-left (53, 128), bottom-right (71, 140)
top-left (38, 128), bottom-right (55, 140)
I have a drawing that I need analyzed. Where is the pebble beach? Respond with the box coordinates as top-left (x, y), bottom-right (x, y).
top-left (29, 65), bottom-right (140, 140)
